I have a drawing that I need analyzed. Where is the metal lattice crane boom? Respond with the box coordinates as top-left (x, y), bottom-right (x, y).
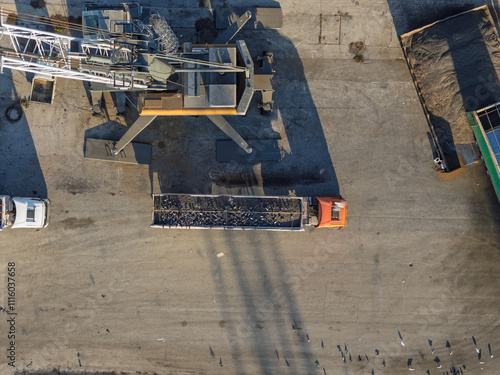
top-left (0, 7), bottom-right (248, 89)
top-left (0, 14), bottom-right (148, 88)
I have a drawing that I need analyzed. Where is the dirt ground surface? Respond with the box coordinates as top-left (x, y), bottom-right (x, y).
top-left (0, 0), bottom-right (500, 375)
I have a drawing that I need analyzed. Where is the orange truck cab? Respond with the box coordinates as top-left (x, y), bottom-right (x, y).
top-left (315, 197), bottom-right (347, 228)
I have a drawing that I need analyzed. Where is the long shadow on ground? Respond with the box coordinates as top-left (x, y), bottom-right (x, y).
top-left (0, 0), bottom-right (48, 198)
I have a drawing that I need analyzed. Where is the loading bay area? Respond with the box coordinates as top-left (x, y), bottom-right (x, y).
top-left (1, 0), bottom-right (500, 374)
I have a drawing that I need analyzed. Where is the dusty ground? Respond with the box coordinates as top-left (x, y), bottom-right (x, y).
top-left (0, 0), bottom-right (499, 374)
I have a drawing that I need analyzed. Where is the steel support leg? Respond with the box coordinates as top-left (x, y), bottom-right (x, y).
top-left (208, 115), bottom-right (252, 154)
top-left (114, 91), bottom-right (127, 114)
top-left (112, 115), bottom-right (157, 155)
top-left (90, 90), bottom-right (103, 113)
top-left (212, 11), bottom-right (252, 44)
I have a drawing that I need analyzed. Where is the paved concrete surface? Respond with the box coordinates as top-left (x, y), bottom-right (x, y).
top-left (0, 0), bottom-right (499, 374)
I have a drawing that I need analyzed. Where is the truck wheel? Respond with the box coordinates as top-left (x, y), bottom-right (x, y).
top-left (5, 104), bottom-right (23, 123)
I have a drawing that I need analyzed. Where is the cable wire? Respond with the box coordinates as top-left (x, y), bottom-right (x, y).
top-left (0, 8), bottom-right (131, 37)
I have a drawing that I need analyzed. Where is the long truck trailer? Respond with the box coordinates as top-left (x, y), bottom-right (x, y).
top-left (398, 6), bottom-right (500, 171)
top-left (152, 194), bottom-right (346, 230)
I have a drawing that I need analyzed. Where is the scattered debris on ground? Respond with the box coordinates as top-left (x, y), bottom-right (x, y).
top-left (349, 41), bottom-right (365, 63)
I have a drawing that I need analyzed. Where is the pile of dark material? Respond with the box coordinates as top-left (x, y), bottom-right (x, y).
top-left (153, 194), bottom-right (303, 228)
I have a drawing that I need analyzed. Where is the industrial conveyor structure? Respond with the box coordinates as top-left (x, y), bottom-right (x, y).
top-left (0, 3), bottom-right (279, 164)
